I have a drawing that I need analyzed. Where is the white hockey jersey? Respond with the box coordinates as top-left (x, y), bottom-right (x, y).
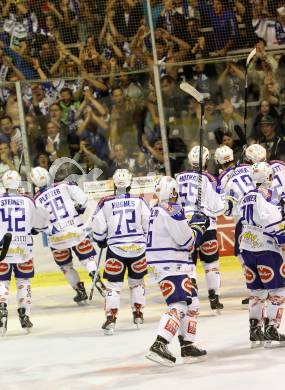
top-left (146, 202), bottom-right (196, 282)
top-left (270, 160), bottom-right (285, 200)
top-left (92, 194), bottom-right (150, 258)
top-left (0, 193), bottom-right (49, 263)
top-left (237, 189), bottom-right (284, 254)
top-left (217, 164), bottom-right (256, 219)
top-left (34, 182), bottom-right (88, 250)
top-left (176, 170), bottom-right (225, 230)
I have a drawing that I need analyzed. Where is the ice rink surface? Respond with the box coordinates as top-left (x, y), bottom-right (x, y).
top-left (1, 273), bottom-right (285, 390)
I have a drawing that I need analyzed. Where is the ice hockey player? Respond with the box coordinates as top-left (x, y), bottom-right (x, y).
top-left (145, 176), bottom-right (209, 366)
top-left (237, 162), bottom-right (285, 347)
top-left (0, 170), bottom-right (49, 335)
top-left (92, 169), bottom-right (150, 335)
top-left (30, 166), bottom-right (105, 304)
top-left (176, 146), bottom-right (225, 312)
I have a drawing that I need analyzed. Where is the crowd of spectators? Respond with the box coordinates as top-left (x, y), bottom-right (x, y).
top-left (1, 0), bottom-right (285, 180)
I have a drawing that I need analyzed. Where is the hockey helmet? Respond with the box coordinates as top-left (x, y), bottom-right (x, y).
top-left (251, 162), bottom-right (274, 187)
top-left (154, 176), bottom-right (178, 202)
top-left (113, 169), bottom-right (132, 189)
top-left (188, 146), bottom-right (210, 168)
top-left (30, 167), bottom-right (50, 188)
top-left (245, 144), bottom-right (267, 164)
top-left (214, 145), bottom-right (234, 165)
top-left (2, 170), bottom-right (21, 190)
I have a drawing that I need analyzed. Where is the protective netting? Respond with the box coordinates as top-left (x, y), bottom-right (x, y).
top-left (1, 0), bottom-right (285, 182)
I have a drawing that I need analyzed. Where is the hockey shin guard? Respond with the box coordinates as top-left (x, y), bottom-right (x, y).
top-left (59, 263), bottom-right (80, 288)
top-left (203, 261), bottom-right (221, 291)
top-left (249, 290), bottom-right (268, 322)
top-left (105, 281), bottom-right (123, 317)
top-left (16, 278), bottom-right (32, 316)
top-left (178, 297), bottom-right (199, 343)
top-left (157, 302), bottom-right (186, 343)
top-left (128, 277), bottom-right (145, 312)
top-left (81, 258), bottom-right (97, 274)
top-left (0, 280), bottom-right (10, 305)
top-left (267, 288), bottom-right (285, 327)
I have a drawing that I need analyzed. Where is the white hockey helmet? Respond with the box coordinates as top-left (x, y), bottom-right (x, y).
top-left (30, 167), bottom-right (50, 188)
top-left (2, 170), bottom-right (21, 190)
top-left (251, 162), bottom-right (274, 187)
top-left (214, 145), bottom-right (234, 165)
top-left (188, 146), bottom-right (210, 168)
top-left (154, 176), bottom-right (178, 202)
top-left (245, 144), bottom-right (267, 163)
top-left (113, 169), bottom-right (132, 189)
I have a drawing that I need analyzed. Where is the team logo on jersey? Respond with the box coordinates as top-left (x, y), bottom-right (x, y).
top-left (200, 240), bottom-right (218, 256)
top-left (131, 258), bottom-right (147, 273)
top-left (244, 266), bottom-right (256, 283)
top-left (181, 278), bottom-right (193, 295)
top-left (0, 263), bottom-right (10, 276)
top-left (76, 239), bottom-right (94, 255)
top-left (17, 260), bottom-right (34, 274)
top-left (53, 249), bottom-right (71, 263)
top-left (257, 265), bottom-right (274, 283)
top-left (105, 259), bottom-right (124, 275)
top-left (280, 263), bottom-right (285, 278)
top-left (159, 280), bottom-right (175, 299)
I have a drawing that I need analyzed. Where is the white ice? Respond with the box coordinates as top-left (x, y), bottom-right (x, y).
top-left (0, 273), bottom-right (284, 390)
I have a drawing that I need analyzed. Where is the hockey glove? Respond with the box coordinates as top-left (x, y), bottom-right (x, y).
top-left (97, 239), bottom-right (107, 249)
top-left (31, 228), bottom-right (40, 235)
top-left (75, 205), bottom-right (86, 215)
top-left (188, 213), bottom-right (210, 244)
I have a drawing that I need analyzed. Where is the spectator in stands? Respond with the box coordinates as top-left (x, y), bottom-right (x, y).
top-left (215, 99), bottom-right (246, 146)
top-left (109, 87), bottom-right (140, 153)
top-left (43, 120), bottom-right (71, 162)
top-left (73, 140), bottom-right (109, 179)
top-left (46, 0), bottom-right (78, 45)
top-left (207, 0), bottom-right (239, 56)
top-left (217, 61), bottom-right (245, 109)
top-left (34, 152), bottom-right (51, 170)
top-left (257, 115), bottom-right (285, 160)
top-left (156, 0), bottom-right (187, 39)
top-left (174, 0), bottom-right (201, 20)
top-left (248, 38), bottom-right (278, 97)
top-left (108, 143), bottom-right (136, 177)
top-left (252, 0), bottom-right (278, 46)
top-left (0, 142), bottom-right (22, 179)
top-left (41, 13), bottom-right (61, 41)
top-left (250, 99), bottom-right (283, 142)
top-left (261, 72), bottom-right (280, 106)
top-left (30, 84), bottom-right (53, 116)
top-left (221, 130), bottom-right (245, 161)
top-left (59, 87), bottom-right (80, 126)
top-left (37, 40), bottom-right (57, 78)
top-left (160, 75), bottom-right (187, 119)
top-left (0, 115), bottom-right (22, 152)
top-left (113, 0), bottom-right (143, 40)
top-left (276, 5), bottom-right (285, 44)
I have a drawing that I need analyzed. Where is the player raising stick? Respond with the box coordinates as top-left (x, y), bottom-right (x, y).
top-left (92, 169), bottom-right (150, 335)
top-left (146, 176), bottom-right (208, 367)
top-left (176, 146), bottom-right (225, 312)
top-left (31, 167), bottom-right (105, 304)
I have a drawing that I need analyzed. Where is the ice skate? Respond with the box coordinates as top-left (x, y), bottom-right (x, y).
top-left (102, 315), bottom-right (117, 335)
top-left (178, 336), bottom-right (207, 364)
top-left (73, 282), bottom-right (88, 304)
top-left (89, 272), bottom-right (106, 298)
top-left (249, 319), bottom-right (264, 348)
top-left (146, 336), bottom-right (176, 367)
top-left (18, 308), bottom-right (33, 334)
top-left (132, 303), bottom-right (144, 328)
top-left (264, 319), bottom-right (285, 348)
top-left (0, 302), bottom-right (8, 337)
top-left (208, 289), bottom-right (224, 314)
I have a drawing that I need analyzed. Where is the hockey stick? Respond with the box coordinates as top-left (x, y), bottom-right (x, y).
top-left (180, 82), bottom-right (205, 211)
top-left (0, 233), bottom-right (12, 262)
top-left (89, 247), bottom-right (104, 301)
top-left (244, 48), bottom-right (256, 140)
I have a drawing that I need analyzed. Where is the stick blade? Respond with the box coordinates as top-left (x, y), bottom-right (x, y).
top-left (246, 48), bottom-right (256, 67)
top-left (180, 82), bottom-right (204, 103)
top-left (0, 233), bottom-right (12, 262)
